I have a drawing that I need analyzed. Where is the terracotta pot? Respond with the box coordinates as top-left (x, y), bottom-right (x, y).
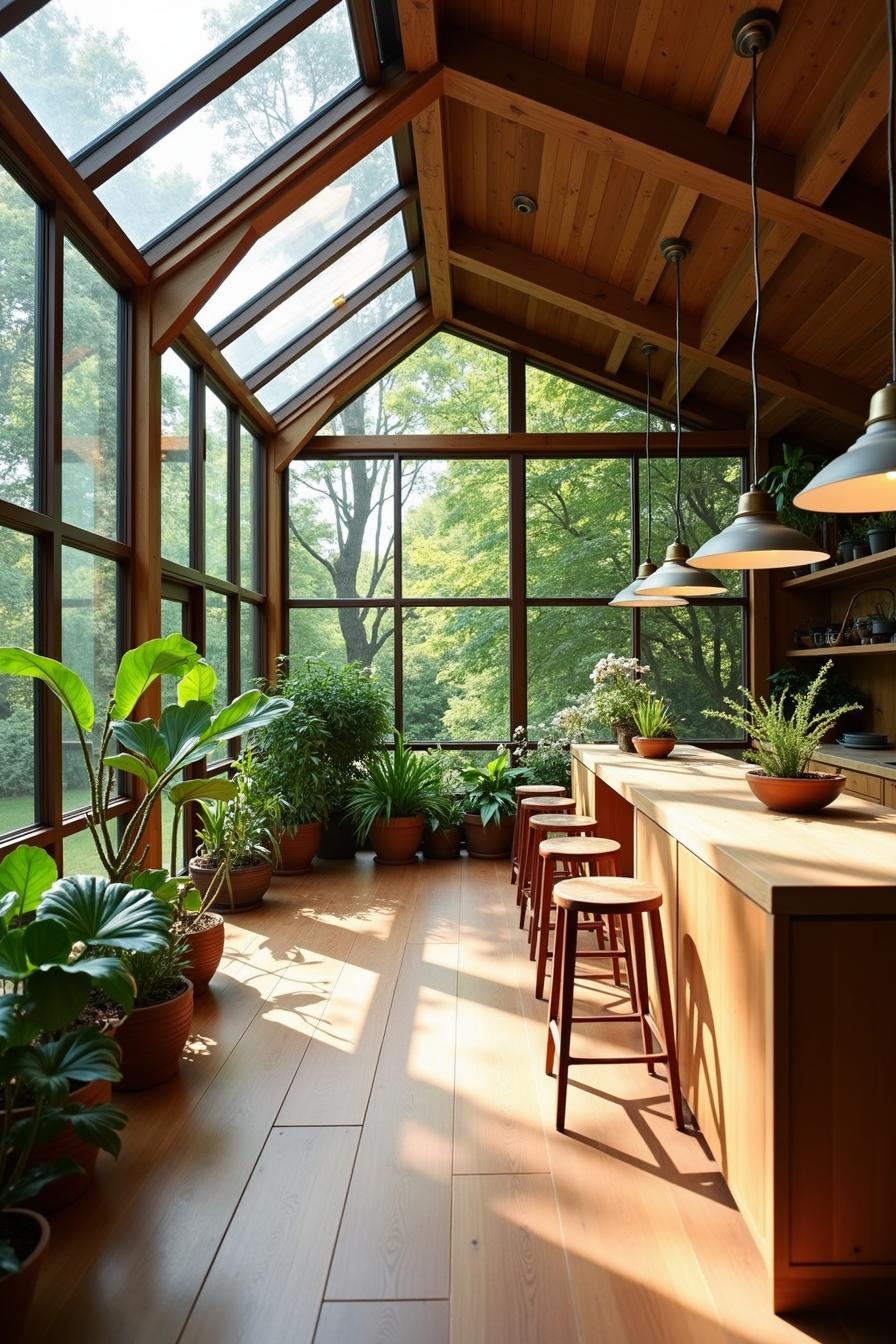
top-left (463, 811), bottom-right (515, 858)
top-left (746, 770), bottom-right (846, 814)
top-left (114, 978), bottom-right (194, 1091)
top-left (422, 824), bottom-right (463, 859)
top-left (11, 1077), bottom-right (112, 1213)
top-left (633, 736), bottom-right (676, 759)
top-left (369, 814), bottom-right (425, 865)
top-left (317, 809), bottom-right (357, 860)
top-left (613, 722), bottom-right (637, 753)
top-left (182, 914), bottom-right (225, 995)
top-left (276, 821), bottom-right (321, 874)
top-left (189, 857), bottom-right (272, 911)
top-left (0, 1209), bottom-right (49, 1344)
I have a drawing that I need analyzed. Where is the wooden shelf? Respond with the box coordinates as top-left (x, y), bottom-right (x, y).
top-left (782, 545), bottom-right (896, 590)
top-left (787, 643), bottom-right (896, 657)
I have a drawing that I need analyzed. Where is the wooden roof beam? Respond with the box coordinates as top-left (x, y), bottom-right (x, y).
top-left (449, 226), bottom-right (868, 423)
top-left (179, 321), bottom-right (278, 435)
top-left (151, 221), bottom-right (257, 352)
top-left (441, 29), bottom-right (890, 265)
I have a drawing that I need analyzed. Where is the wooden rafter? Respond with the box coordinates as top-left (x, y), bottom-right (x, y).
top-left (180, 321), bottom-right (278, 435)
top-left (306, 430), bottom-right (748, 456)
top-left (151, 222), bottom-right (257, 352)
top-left (0, 0), bottom-right (47, 39)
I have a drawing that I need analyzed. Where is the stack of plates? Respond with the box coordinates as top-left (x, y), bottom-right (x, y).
top-left (838, 732), bottom-right (893, 749)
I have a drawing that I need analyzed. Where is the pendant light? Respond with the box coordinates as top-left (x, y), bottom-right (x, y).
top-left (793, 0), bottom-right (896, 513)
top-left (610, 344), bottom-right (687, 606)
top-left (690, 10), bottom-right (828, 568)
top-left (637, 241), bottom-right (728, 597)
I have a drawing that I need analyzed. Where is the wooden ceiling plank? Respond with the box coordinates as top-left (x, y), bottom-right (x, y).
top-left (449, 225), bottom-right (868, 422)
top-left (151, 222), bottom-right (257, 352)
top-left (699, 220), bottom-right (802, 355)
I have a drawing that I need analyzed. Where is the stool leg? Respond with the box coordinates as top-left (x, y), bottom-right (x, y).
top-left (617, 907), bottom-right (637, 1012)
top-left (546, 904), bottom-right (566, 1075)
top-left (648, 908), bottom-right (685, 1131)
top-left (534, 863), bottom-right (554, 1000)
top-left (555, 908), bottom-right (579, 1133)
top-left (629, 912), bottom-right (657, 1076)
top-left (528, 854), bottom-right (544, 959)
top-left (510, 807), bottom-right (520, 883)
top-left (605, 913), bottom-right (623, 988)
top-left (518, 826), bottom-right (535, 930)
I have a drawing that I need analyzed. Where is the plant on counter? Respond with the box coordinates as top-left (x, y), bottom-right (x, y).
top-left (703, 661), bottom-right (863, 813)
top-left (0, 637), bottom-right (291, 883)
top-left (460, 751), bottom-right (532, 858)
top-left (767, 665), bottom-right (866, 735)
top-left (509, 726), bottom-right (571, 790)
top-left (190, 751), bottom-right (282, 912)
top-left (551, 654), bottom-right (653, 753)
top-left (345, 736), bottom-right (445, 865)
top-left (631, 695), bottom-right (677, 759)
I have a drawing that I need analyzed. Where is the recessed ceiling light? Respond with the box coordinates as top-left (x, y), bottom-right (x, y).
top-left (512, 194), bottom-right (537, 215)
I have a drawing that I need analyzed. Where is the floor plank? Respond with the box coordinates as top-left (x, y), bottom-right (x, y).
top-left (314, 1300), bottom-right (450, 1344)
top-left (181, 1127), bottom-right (360, 1344)
top-left (325, 938), bottom-right (459, 1301)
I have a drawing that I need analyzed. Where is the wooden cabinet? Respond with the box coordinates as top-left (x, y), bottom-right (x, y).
top-left (839, 767), bottom-right (883, 801)
top-left (885, 779), bottom-right (896, 810)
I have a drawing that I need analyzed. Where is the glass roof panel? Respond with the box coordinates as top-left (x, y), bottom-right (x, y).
top-left (224, 215), bottom-right (409, 376)
top-left (0, 1), bottom-right (283, 158)
top-left (257, 273), bottom-right (417, 412)
top-left (196, 141), bottom-right (400, 332)
top-left (94, 4), bottom-right (359, 247)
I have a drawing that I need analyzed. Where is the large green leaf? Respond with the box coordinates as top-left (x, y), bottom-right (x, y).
top-left (167, 777), bottom-right (237, 807)
top-left (38, 877), bottom-right (171, 952)
top-left (177, 660), bottom-right (217, 706)
top-left (63, 956), bottom-right (136, 1012)
top-left (0, 928), bottom-right (29, 979)
top-left (0, 845), bottom-right (58, 918)
top-left (101, 754), bottom-right (159, 789)
top-left (20, 966), bottom-right (91, 1032)
top-left (111, 635), bottom-right (199, 719)
top-left (66, 1101), bottom-right (127, 1157)
top-left (9, 1028), bottom-right (121, 1104)
top-left (207, 691), bottom-right (292, 741)
top-left (0, 647), bottom-right (94, 731)
top-left (23, 917), bottom-right (72, 967)
top-left (110, 719), bottom-right (169, 775)
top-left (158, 701), bottom-right (213, 768)
top-left (4, 1159), bottom-right (81, 1210)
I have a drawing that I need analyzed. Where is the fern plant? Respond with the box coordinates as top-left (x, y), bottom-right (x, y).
top-left (345, 737), bottom-right (446, 841)
top-left (703, 661), bottom-right (862, 778)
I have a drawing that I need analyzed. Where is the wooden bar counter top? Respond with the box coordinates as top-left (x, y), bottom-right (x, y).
top-left (572, 742), bottom-right (896, 1315)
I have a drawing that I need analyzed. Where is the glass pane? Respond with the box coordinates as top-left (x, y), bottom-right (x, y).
top-left (62, 240), bottom-right (120, 537)
top-left (526, 364), bottom-right (672, 433)
top-left (258, 273), bottom-right (415, 411)
top-left (240, 426), bottom-right (259, 590)
top-left (161, 349), bottom-right (191, 566)
top-left (327, 331), bottom-right (509, 434)
top-left (205, 589), bottom-right (229, 762)
top-left (641, 456), bottom-right (744, 596)
top-left (240, 601), bottom-right (260, 693)
top-left (197, 141), bottom-right (399, 331)
top-left (61, 547), bottom-right (118, 813)
top-left (205, 388), bottom-right (229, 580)
top-left (288, 458), bottom-right (394, 602)
top-left (640, 605), bottom-right (745, 740)
top-left (288, 607), bottom-right (393, 709)
top-left (527, 458), bottom-right (632, 597)
top-left (527, 605), bottom-right (631, 736)
top-left (64, 827), bottom-right (108, 876)
top-left (224, 215), bottom-right (408, 375)
top-left (0, 166), bottom-right (38, 509)
top-left (96, 4), bottom-right (360, 247)
top-left (0, 528), bottom-right (35, 834)
top-left (403, 606), bottom-right (509, 742)
top-left (0, 0), bottom-right (285, 158)
top-left (402, 460), bottom-right (509, 597)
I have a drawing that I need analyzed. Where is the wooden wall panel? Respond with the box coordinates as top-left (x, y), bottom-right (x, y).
top-left (635, 812), bottom-right (677, 1026)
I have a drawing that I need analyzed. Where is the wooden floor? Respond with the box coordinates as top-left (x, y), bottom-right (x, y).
top-left (29, 857), bottom-right (894, 1344)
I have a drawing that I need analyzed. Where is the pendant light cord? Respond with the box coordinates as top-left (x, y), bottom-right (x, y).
top-left (645, 347), bottom-right (653, 562)
top-left (673, 255), bottom-right (683, 541)
top-left (889, 0), bottom-right (896, 384)
top-left (749, 48), bottom-right (761, 486)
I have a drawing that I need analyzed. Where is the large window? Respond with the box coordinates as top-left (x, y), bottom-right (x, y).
top-left (287, 335), bottom-right (746, 746)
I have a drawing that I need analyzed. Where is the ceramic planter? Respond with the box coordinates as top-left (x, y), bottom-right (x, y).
top-left (746, 770), bottom-right (846, 814)
top-left (182, 914), bottom-right (225, 995)
top-left (276, 821), bottom-right (321, 875)
top-left (12, 1077), bottom-right (112, 1213)
top-left (463, 811), bottom-right (515, 858)
top-left (0, 1209), bottom-right (49, 1344)
top-left (317, 809), bottom-right (357, 860)
top-left (114, 977), bottom-right (194, 1091)
top-left (369, 814), bottom-right (425, 865)
top-left (866, 527), bottom-right (895, 554)
top-left (633, 736), bottom-right (676, 759)
top-left (189, 857), bottom-right (273, 911)
top-left (613, 722), bottom-right (637, 753)
top-left (871, 618), bottom-right (896, 641)
top-left (851, 541), bottom-right (870, 560)
top-left (422, 824), bottom-right (463, 859)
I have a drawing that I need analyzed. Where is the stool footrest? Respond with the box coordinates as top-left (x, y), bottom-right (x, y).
top-left (570, 1012), bottom-right (641, 1025)
top-left (568, 1052), bottom-right (669, 1067)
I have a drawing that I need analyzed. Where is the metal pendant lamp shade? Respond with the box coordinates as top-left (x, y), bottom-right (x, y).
top-left (792, 385), bottom-right (896, 513)
top-left (690, 8), bottom-right (829, 570)
top-left (610, 343), bottom-right (687, 607)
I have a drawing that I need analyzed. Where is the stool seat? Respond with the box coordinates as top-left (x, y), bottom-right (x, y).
top-left (528, 812), bottom-right (596, 830)
top-left (539, 836), bottom-right (620, 859)
top-left (520, 796), bottom-right (575, 811)
top-left (554, 876), bottom-right (662, 913)
top-left (516, 784), bottom-right (566, 797)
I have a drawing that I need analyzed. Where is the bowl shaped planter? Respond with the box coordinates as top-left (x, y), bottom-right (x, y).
top-left (423, 824), bottom-right (463, 860)
top-left (181, 913), bottom-right (226, 995)
top-left (633, 736), bottom-right (676, 760)
top-left (114, 977), bottom-right (194, 1091)
top-left (746, 770), bottom-right (846, 814)
top-left (189, 857), bottom-right (273, 911)
top-left (369, 814), bottom-right (425, 865)
top-left (276, 821), bottom-right (321, 875)
top-left (464, 812), bottom-right (515, 858)
top-left (0, 1208), bottom-right (50, 1344)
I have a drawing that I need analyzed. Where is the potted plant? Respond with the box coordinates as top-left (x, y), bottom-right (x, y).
top-left (509, 726), bottom-right (572, 790)
top-left (190, 752), bottom-right (281, 911)
top-left (767, 665), bottom-right (867, 740)
top-left (703, 661), bottom-right (863, 813)
top-left (865, 513), bottom-right (896, 554)
top-left (110, 935), bottom-right (193, 1091)
top-left (252, 671), bottom-right (330, 874)
top-left (345, 736), bottom-right (444, 865)
top-left (461, 752), bottom-right (532, 858)
top-left (588, 654), bottom-right (653, 752)
top-left (632, 695), bottom-right (677, 758)
top-left (269, 658), bottom-right (392, 860)
top-left (422, 750), bottom-right (465, 859)
top-left (869, 595), bottom-right (896, 642)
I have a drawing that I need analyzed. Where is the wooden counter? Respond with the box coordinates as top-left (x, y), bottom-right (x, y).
top-left (572, 743), bottom-right (896, 1314)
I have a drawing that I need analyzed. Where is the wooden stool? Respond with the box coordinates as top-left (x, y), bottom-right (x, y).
top-left (519, 813), bottom-right (599, 933)
top-left (531, 836), bottom-right (623, 1001)
top-left (514, 796), bottom-right (575, 910)
top-left (546, 876), bottom-right (684, 1133)
top-left (510, 784), bottom-right (566, 882)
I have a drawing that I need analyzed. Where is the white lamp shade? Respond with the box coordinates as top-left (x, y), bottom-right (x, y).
top-left (636, 540), bottom-right (727, 597)
top-left (609, 560), bottom-right (688, 607)
top-left (689, 489), bottom-right (828, 569)
top-left (793, 388), bottom-right (896, 513)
